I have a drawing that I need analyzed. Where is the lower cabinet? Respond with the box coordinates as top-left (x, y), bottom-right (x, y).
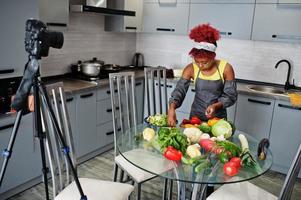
top-left (0, 113), bottom-right (41, 195)
top-left (235, 94), bottom-right (274, 140)
top-left (97, 121), bottom-right (115, 148)
top-left (65, 95), bottom-right (77, 155)
top-left (269, 100), bottom-right (301, 177)
top-left (75, 90), bottom-right (98, 158)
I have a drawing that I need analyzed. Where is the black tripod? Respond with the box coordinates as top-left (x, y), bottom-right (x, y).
top-left (0, 19), bottom-right (87, 200)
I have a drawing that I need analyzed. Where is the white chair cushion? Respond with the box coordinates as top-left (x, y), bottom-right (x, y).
top-left (115, 149), bottom-right (174, 183)
top-left (207, 181), bottom-right (277, 200)
top-left (55, 178), bottom-right (134, 200)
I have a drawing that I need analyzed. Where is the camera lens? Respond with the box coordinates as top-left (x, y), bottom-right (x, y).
top-left (48, 31), bottom-right (64, 49)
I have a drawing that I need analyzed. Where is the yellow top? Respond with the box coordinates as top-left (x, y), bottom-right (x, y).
top-left (193, 60), bottom-right (227, 83)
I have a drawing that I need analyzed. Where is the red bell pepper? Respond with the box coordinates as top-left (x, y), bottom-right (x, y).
top-left (190, 116), bottom-right (202, 125)
top-left (164, 146), bottom-right (183, 161)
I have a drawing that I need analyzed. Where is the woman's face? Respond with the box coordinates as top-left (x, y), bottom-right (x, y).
top-left (194, 57), bottom-right (214, 69)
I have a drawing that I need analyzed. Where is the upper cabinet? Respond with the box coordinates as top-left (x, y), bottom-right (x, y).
top-left (105, 0), bottom-right (143, 32)
top-left (252, 4), bottom-right (301, 42)
top-left (142, 1), bottom-right (190, 34)
top-left (38, 0), bottom-right (69, 28)
top-left (189, 4), bottom-right (255, 40)
top-left (190, 0), bottom-right (255, 3)
top-left (256, 0), bottom-right (301, 3)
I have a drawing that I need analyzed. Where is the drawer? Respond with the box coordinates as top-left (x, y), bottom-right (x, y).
top-left (97, 87), bottom-right (112, 101)
top-left (97, 121), bottom-right (121, 147)
top-left (97, 98), bottom-right (121, 125)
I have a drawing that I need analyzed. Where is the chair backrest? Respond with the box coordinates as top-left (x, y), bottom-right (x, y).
top-left (109, 72), bottom-right (137, 156)
top-left (278, 143), bottom-right (301, 200)
top-left (41, 82), bottom-right (76, 199)
top-left (144, 67), bottom-right (168, 115)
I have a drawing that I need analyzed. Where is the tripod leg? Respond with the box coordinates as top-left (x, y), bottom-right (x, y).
top-left (33, 80), bottom-right (50, 200)
top-left (0, 111), bottom-right (23, 187)
top-left (39, 84), bottom-right (87, 200)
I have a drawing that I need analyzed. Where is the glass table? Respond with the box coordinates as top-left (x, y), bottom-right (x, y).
top-left (117, 124), bottom-right (273, 200)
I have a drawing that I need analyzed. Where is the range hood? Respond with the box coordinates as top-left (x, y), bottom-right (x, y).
top-left (70, 0), bottom-right (135, 17)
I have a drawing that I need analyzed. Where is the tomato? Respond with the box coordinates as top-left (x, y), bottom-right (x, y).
top-left (199, 139), bottom-right (215, 151)
top-left (190, 116), bottom-right (202, 125)
top-left (182, 119), bottom-right (191, 125)
top-left (229, 157), bottom-right (241, 169)
top-left (223, 162), bottom-right (239, 176)
top-left (164, 146), bottom-right (183, 161)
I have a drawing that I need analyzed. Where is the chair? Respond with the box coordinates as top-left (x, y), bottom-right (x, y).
top-left (109, 72), bottom-right (157, 200)
top-left (207, 143), bottom-right (301, 200)
top-left (42, 82), bottom-right (134, 200)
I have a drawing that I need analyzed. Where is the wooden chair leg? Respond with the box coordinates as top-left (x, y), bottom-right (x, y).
top-left (113, 163), bottom-right (118, 182)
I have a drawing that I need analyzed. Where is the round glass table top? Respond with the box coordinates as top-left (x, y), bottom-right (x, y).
top-left (117, 124), bottom-right (273, 184)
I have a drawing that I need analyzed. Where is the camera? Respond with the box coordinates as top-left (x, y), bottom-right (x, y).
top-left (25, 19), bottom-right (64, 59)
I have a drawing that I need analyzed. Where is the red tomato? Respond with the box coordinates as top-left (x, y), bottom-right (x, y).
top-left (229, 157), bottom-right (241, 169)
top-left (190, 116), bottom-right (202, 125)
top-left (164, 146), bottom-right (183, 161)
top-left (181, 119), bottom-right (191, 125)
top-left (199, 139), bottom-right (215, 151)
top-left (223, 162), bottom-right (239, 176)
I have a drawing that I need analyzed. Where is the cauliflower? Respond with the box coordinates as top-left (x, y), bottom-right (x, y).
top-left (186, 144), bottom-right (201, 158)
top-left (200, 133), bottom-right (210, 140)
top-left (143, 128), bottom-right (155, 141)
top-left (183, 127), bottom-right (203, 144)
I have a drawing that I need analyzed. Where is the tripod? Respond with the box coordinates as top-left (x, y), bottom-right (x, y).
top-left (0, 60), bottom-right (87, 199)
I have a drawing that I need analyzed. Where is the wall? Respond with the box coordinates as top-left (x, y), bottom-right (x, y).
top-left (136, 33), bottom-right (301, 87)
top-left (41, 12), bottom-right (136, 76)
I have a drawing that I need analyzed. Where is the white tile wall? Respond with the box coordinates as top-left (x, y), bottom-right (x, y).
top-left (41, 12), bottom-right (136, 76)
top-left (136, 33), bottom-right (301, 87)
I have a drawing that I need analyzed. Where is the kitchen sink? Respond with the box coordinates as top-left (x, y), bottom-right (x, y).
top-left (248, 85), bottom-right (286, 95)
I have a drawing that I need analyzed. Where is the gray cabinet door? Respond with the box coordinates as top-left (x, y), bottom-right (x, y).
top-left (38, 0), bottom-right (69, 26)
top-left (189, 4), bottom-right (255, 40)
top-left (252, 4), bottom-right (301, 42)
top-left (142, 2), bottom-right (190, 34)
top-left (270, 100), bottom-right (301, 177)
top-left (0, 114), bottom-right (41, 194)
top-left (97, 121), bottom-right (115, 148)
top-left (235, 94), bottom-right (274, 140)
top-left (75, 91), bottom-right (97, 158)
top-left (65, 95), bottom-right (77, 155)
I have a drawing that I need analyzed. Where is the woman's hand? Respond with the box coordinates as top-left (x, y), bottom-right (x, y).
top-left (206, 102), bottom-right (223, 119)
top-left (168, 103), bottom-right (177, 127)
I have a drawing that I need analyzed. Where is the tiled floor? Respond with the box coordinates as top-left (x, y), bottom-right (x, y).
top-left (8, 149), bottom-right (301, 200)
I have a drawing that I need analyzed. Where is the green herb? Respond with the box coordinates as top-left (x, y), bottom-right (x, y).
top-left (215, 140), bottom-right (242, 157)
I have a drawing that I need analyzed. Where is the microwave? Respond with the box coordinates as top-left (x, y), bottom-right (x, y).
top-left (0, 77), bottom-right (22, 114)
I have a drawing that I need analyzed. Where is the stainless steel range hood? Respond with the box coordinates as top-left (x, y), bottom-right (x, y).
top-left (70, 0), bottom-right (135, 17)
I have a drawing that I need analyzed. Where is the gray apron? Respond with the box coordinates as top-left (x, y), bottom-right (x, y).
top-left (190, 67), bottom-right (227, 121)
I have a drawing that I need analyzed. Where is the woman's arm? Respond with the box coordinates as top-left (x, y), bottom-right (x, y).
top-left (168, 64), bottom-right (194, 126)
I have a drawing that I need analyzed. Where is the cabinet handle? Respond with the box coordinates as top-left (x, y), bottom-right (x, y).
top-left (46, 23), bottom-right (67, 27)
top-left (106, 107), bottom-right (119, 112)
top-left (0, 69), bottom-right (14, 74)
top-left (278, 104), bottom-right (301, 111)
top-left (106, 128), bottom-right (121, 135)
top-left (80, 93), bottom-right (93, 98)
top-left (66, 97), bottom-right (74, 102)
top-left (135, 82), bottom-right (142, 86)
top-left (156, 28), bottom-right (175, 32)
top-left (248, 98), bottom-right (271, 105)
top-left (155, 83), bottom-right (172, 88)
top-left (125, 26), bottom-right (137, 30)
top-left (106, 89), bottom-right (118, 94)
top-left (272, 34), bottom-right (301, 40)
top-left (220, 31), bottom-right (232, 36)
top-left (0, 123), bottom-right (14, 131)
top-left (191, 89), bottom-right (195, 92)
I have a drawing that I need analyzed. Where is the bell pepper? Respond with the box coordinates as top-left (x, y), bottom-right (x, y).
top-left (190, 116), bottom-right (202, 125)
top-left (207, 117), bottom-right (221, 126)
top-left (164, 146), bottom-right (183, 161)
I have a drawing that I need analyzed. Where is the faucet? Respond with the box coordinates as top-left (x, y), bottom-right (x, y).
top-left (275, 59), bottom-right (296, 90)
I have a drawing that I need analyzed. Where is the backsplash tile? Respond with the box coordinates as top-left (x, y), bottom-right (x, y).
top-left (41, 12), bottom-right (136, 77)
top-left (136, 33), bottom-right (301, 87)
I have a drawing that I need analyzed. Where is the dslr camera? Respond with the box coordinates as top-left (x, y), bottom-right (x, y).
top-left (25, 19), bottom-right (64, 59)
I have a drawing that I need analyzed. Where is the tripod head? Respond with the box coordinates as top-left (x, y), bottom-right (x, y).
top-left (11, 19), bottom-right (64, 111)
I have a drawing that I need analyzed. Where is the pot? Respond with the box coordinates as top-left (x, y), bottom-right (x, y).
top-left (102, 64), bottom-right (121, 73)
top-left (80, 58), bottom-right (104, 77)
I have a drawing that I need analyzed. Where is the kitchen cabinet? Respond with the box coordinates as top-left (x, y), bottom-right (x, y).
top-left (142, 2), bottom-right (190, 35)
top-left (75, 90), bottom-right (98, 158)
top-left (190, 0), bottom-right (255, 3)
top-left (189, 3), bottom-right (255, 40)
top-left (256, 0), bottom-right (301, 3)
top-left (235, 94), bottom-right (274, 140)
top-left (65, 95), bottom-right (77, 154)
top-left (0, 114), bottom-right (41, 195)
top-left (269, 100), bottom-right (301, 177)
top-left (105, 0), bottom-right (144, 32)
top-left (252, 4), bottom-right (301, 42)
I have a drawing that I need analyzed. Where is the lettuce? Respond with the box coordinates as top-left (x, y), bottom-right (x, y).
top-left (211, 119), bottom-right (232, 139)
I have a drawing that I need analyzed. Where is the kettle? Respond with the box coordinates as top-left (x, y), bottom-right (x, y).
top-left (132, 53), bottom-right (144, 67)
